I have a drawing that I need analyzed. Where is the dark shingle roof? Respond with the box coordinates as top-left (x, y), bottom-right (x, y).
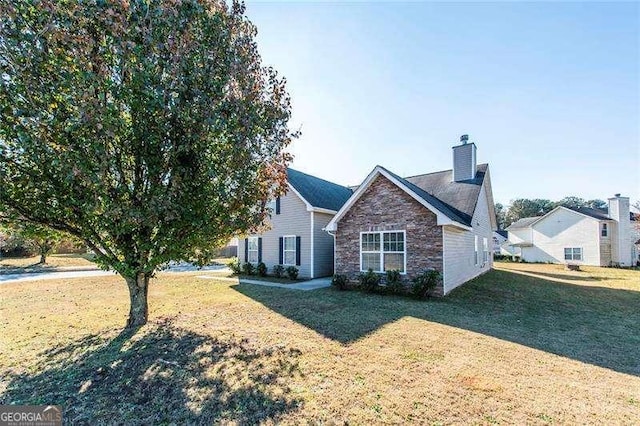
top-left (495, 230), bottom-right (508, 238)
top-left (287, 168), bottom-right (353, 212)
top-left (568, 206), bottom-right (611, 220)
top-left (380, 167), bottom-right (473, 226)
top-left (506, 216), bottom-right (543, 230)
top-left (401, 164), bottom-right (490, 227)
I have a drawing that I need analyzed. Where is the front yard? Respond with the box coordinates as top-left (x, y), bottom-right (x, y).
top-left (0, 262), bottom-right (638, 424)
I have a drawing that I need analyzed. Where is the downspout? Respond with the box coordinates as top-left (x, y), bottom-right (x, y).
top-left (310, 211), bottom-right (314, 279)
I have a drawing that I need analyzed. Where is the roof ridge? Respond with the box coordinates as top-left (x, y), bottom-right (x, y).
top-left (404, 163), bottom-right (489, 180)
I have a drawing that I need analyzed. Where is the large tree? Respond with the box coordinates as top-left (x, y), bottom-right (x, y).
top-left (0, 0), bottom-right (295, 327)
top-left (3, 221), bottom-right (66, 264)
top-left (504, 198), bottom-right (554, 228)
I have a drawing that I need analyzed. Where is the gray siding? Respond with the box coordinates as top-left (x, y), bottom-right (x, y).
top-left (238, 189), bottom-right (313, 278)
top-left (313, 212), bottom-right (335, 277)
top-left (442, 181), bottom-right (493, 294)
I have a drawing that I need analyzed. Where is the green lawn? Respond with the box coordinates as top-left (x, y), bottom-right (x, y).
top-left (0, 262), bottom-right (638, 424)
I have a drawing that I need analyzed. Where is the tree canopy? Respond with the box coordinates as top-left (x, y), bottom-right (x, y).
top-left (500, 197), bottom-right (610, 228)
top-left (0, 0), bottom-right (296, 327)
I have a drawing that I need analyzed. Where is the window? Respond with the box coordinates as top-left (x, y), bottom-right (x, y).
top-left (475, 235), bottom-right (479, 265)
top-left (601, 223), bottom-right (608, 237)
top-left (283, 236), bottom-right (296, 265)
top-left (360, 231), bottom-right (405, 273)
top-left (266, 198), bottom-right (276, 212)
top-left (248, 237), bottom-right (259, 263)
top-left (564, 247), bottom-right (582, 261)
top-left (483, 237), bottom-right (489, 263)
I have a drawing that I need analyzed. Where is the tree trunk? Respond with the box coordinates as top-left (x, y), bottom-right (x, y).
top-left (125, 273), bottom-right (150, 328)
top-left (39, 252), bottom-right (47, 264)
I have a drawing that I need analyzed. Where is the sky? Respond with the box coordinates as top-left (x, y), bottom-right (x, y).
top-left (245, 1), bottom-right (639, 206)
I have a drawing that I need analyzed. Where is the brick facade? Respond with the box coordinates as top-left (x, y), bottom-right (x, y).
top-left (334, 175), bottom-right (444, 293)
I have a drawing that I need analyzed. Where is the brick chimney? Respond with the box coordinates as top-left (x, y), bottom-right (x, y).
top-left (452, 134), bottom-right (477, 182)
top-left (608, 194), bottom-right (632, 266)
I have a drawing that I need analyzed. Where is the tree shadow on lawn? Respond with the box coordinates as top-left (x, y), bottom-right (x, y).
top-left (1, 318), bottom-right (302, 424)
top-left (234, 269), bottom-right (640, 376)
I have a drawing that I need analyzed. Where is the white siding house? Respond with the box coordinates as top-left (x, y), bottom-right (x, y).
top-left (506, 196), bottom-right (633, 267)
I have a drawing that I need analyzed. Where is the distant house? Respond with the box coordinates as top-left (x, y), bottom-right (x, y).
top-left (238, 169), bottom-right (352, 278)
top-left (505, 196), bottom-right (635, 266)
top-left (325, 135), bottom-right (497, 295)
top-left (492, 230), bottom-right (509, 255)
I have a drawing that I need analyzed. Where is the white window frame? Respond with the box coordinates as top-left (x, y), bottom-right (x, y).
top-left (483, 237), bottom-right (489, 263)
top-left (282, 235), bottom-right (297, 266)
top-left (247, 237), bottom-right (259, 264)
top-left (564, 247), bottom-right (583, 261)
top-left (475, 235), bottom-right (480, 266)
top-left (601, 223), bottom-right (608, 237)
top-left (359, 230), bottom-right (406, 274)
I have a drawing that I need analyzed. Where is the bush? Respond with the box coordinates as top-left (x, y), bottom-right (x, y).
top-left (257, 262), bottom-right (267, 277)
top-left (411, 269), bottom-right (440, 300)
top-left (229, 257), bottom-right (242, 275)
top-left (272, 264), bottom-right (285, 278)
top-left (285, 266), bottom-right (299, 280)
top-left (331, 274), bottom-right (348, 291)
top-left (359, 269), bottom-right (381, 293)
top-left (242, 262), bottom-right (254, 275)
top-left (385, 269), bottom-right (404, 295)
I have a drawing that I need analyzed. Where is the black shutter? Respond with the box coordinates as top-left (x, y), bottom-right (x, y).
top-left (258, 238), bottom-right (262, 263)
top-left (244, 238), bottom-right (248, 263)
top-left (275, 197), bottom-right (281, 215)
top-left (278, 237), bottom-right (283, 264)
top-left (296, 236), bottom-right (301, 266)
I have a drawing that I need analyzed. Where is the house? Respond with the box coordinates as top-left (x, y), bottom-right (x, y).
top-left (505, 196), bottom-right (635, 266)
top-left (493, 230), bottom-right (508, 255)
top-left (238, 168), bottom-right (352, 278)
top-left (325, 135), bottom-right (497, 295)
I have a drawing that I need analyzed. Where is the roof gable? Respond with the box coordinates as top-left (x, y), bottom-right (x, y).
top-left (325, 166), bottom-right (473, 232)
top-left (287, 168), bottom-right (353, 213)
top-left (506, 206), bottom-right (608, 231)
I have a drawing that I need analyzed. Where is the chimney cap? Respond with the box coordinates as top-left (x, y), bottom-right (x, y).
top-left (460, 134), bottom-right (469, 144)
top-left (615, 193), bottom-right (621, 197)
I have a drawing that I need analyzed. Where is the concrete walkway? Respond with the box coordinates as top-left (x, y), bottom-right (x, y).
top-left (197, 275), bottom-right (332, 291)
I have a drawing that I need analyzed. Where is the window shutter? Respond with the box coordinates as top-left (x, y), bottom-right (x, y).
top-left (244, 238), bottom-right (248, 263)
top-left (278, 237), bottom-right (283, 264)
top-left (296, 236), bottom-right (301, 266)
top-left (275, 197), bottom-right (281, 215)
top-left (258, 238), bottom-right (263, 263)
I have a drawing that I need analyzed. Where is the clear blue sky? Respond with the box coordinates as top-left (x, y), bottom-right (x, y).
top-left (245, 1), bottom-right (639, 206)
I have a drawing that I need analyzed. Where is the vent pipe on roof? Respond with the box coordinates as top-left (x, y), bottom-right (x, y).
top-left (452, 134), bottom-right (476, 182)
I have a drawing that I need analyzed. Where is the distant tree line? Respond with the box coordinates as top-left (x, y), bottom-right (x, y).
top-left (495, 197), bottom-right (609, 229)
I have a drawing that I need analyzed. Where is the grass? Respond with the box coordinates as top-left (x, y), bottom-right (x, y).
top-left (1, 262), bottom-right (638, 424)
top-left (0, 253), bottom-right (96, 270)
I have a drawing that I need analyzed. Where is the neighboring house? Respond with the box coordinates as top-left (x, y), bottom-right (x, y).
top-left (493, 230), bottom-right (508, 255)
top-left (237, 169), bottom-right (352, 278)
top-left (505, 196), bottom-right (634, 266)
top-left (325, 135), bottom-right (497, 296)
top-left (631, 212), bottom-right (640, 266)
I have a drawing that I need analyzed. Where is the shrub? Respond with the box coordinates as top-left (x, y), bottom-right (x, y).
top-left (285, 266), bottom-right (299, 280)
top-left (228, 257), bottom-right (242, 275)
top-left (272, 264), bottom-right (285, 278)
top-left (411, 269), bottom-right (440, 300)
top-left (257, 262), bottom-right (268, 277)
top-left (242, 262), bottom-right (254, 275)
top-left (385, 269), bottom-right (404, 295)
top-left (331, 274), bottom-right (348, 291)
top-left (359, 268), bottom-right (381, 293)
